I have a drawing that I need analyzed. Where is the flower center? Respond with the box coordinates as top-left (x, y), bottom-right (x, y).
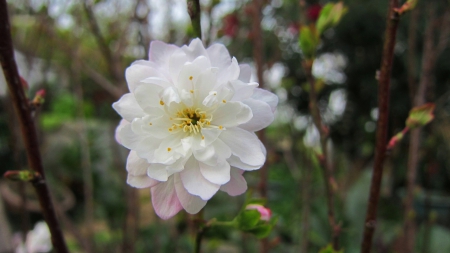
top-left (170, 108), bottom-right (212, 134)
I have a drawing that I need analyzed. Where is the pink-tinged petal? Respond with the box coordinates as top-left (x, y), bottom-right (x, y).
top-left (211, 101), bottom-right (252, 128)
top-left (115, 119), bottom-right (129, 144)
top-left (126, 151), bottom-right (159, 188)
top-left (238, 64), bottom-right (252, 82)
top-left (174, 174), bottom-right (207, 214)
top-left (149, 40), bottom-right (179, 70)
top-left (134, 84), bottom-right (164, 110)
top-left (220, 168), bottom-right (247, 196)
top-left (180, 157), bottom-right (220, 200)
top-left (112, 93), bottom-right (145, 122)
top-left (219, 127), bottom-right (265, 167)
top-left (206, 43), bottom-right (231, 70)
top-left (199, 161), bottom-right (230, 185)
top-left (251, 88), bottom-right (278, 112)
top-left (182, 38), bottom-right (209, 62)
top-left (239, 98), bottom-right (274, 132)
top-left (126, 63), bottom-right (166, 92)
top-left (151, 176), bottom-right (183, 220)
top-left (229, 80), bottom-right (258, 101)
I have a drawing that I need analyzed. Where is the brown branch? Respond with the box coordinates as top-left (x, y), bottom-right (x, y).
top-left (360, 0), bottom-right (400, 252)
top-left (407, 8), bottom-right (419, 101)
top-left (187, 0), bottom-right (202, 39)
top-left (0, 1), bottom-right (68, 252)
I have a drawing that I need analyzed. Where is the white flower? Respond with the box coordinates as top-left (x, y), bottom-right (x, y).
top-left (15, 221), bottom-right (52, 253)
top-left (113, 39), bottom-right (278, 219)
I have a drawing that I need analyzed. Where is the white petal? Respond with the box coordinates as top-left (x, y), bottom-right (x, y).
top-left (220, 168), bottom-right (247, 196)
top-left (141, 77), bottom-right (172, 88)
top-left (132, 116), bottom-right (172, 139)
top-left (153, 132), bottom-right (185, 164)
top-left (126, 63), bottom-right (165, 92)
top-left (228, 155), bottom-right (261, 171)
top-left (180, 157), bottom-right (220, 200)
top-left (211, 138), bottom-right (232, 160)
top-left (117, 123), bottom-right (146, 150)
top-left (134, 137), bottom-right (163, 162)
top-left (252, 88), bottom-right (278, 112)
top-left (115, 119), bottom-right (129, 144)
top-left (212, 101), bottom-right (252, 128)
top-left (112, 93), bottom-right (146, 122)
top-left (147, 163), bottom-right (169, 181)
top-left (174, 174), bottom-right (207, 214)
top-left (199, 128), bottom-right (221, 148)
top-left (195, 68), bottom-right (218, 101)
top-left (151, 177), bottom-right (183, 220)
top-left (238, 64), bottom-right (252, 82)
top-left (160, 86), bottom-right (181, 105)
top-left (230, 80), bottom-right (258, 101)
top-left (169, 49), bottom-right (188, 81)
top-left (207, 43), bottom-right (231, 70)
top-left (199, 161), bottom-right (230, 185)
top-left (176, 56), bottom-right (211, 92)
top-left (133, 84), bottom-right (164, 110)
top-left (217, 57), bottom-right (240, 85)
top-left (149, 40), bottom-right (179, 70)
top-left (182, 38), bottom-right (209, 61)
top-left (219, 127), bottom-right (265, 167)
top-left (126, 151), bottom-right (159, 188)
top-left (239, 98), bottom-right (274, 132)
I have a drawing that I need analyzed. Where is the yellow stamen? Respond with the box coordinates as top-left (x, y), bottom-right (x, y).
top-left (167, 147), bottom-right (172, 152)
top-left (201, 135), bottom-right (205, 140)
top-left (219, 125), bottom-right (223, 130)
top-left (189, 76), bottom-right (193, 80)
top-left (222, 99), bottom-right (226, 103)
top-left (149, 123), bottom-right (153, 126)
top-left (159, 100), bottom-right (165, 105)
top-left (190, 90), bottom-right (194, 94)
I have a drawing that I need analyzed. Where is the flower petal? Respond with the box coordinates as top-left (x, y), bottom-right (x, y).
top-left (180, 157), bottom-right (220, 200)
top-left (182, 38), bottom-right (209, 62)
top-left (112, 93), bottom-right (145, 122)
top-left (147, 163), bottom-right (169, 181)
top-left (176, 56), bottom-right (211, 92)
top-left (199, 161), bottom-right (230, 185)
top-left (229, 80), bottom-right (258, 101)
top-left (149, 40), bottom-right (179, 70)
top-left (151, 176), bottom-right (183, 220)
top-left (126, 151), bottom-right (159, 188)
top-left (239, 98), bottom-right (274, 132)
top-left (238, 64), bottom-right (252, 82)
top-left (219, 127), bottom-right (265, 167)
top-left (126, 63), bottom-right (166, 92)
top-left (115, 119), bottom-right (129, 144)
top-left (220, 168), bottom-right (247, 196)
top-left (207, 43), bottom-right (231, 70)
top-left (212, 101), bottom-right (252, 128)
top-left (174, 174), bottom-right (207, 214)
top-left (252, 88), bottom-right (278, 112)
top-left (228, 155), bottom-right (262, 171)
top-left (133, 84), bottom-right (165, 110)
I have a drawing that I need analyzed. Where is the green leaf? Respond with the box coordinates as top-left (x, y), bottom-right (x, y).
top-left (316, 2), bottom-right (348, 35)
top-left (237, 209), bottom-right (261, 230)
top-left (318, 244), bottom-right (344, 253)
top-left (248, 224), bottom-right (273, 239)
top-left (405, 103), bottom-right (435, 129)
top-left (299, 26), bottom-right (319, 59)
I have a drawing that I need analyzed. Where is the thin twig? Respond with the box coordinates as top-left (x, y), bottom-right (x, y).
top-left (0, 1), bottom-right (68, 252)
top-left (360, 0), bottom-right (400, 252)
top-left (305, 63), bottom-right (340, 249)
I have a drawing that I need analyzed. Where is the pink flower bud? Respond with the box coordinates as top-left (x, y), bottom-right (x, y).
top-left (246, 204), bottom-right (272, 221)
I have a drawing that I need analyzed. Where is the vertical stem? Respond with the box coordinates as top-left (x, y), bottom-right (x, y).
top-left (251, 0), bottom-right (269, 251)
top-left (305, 65), bottom-right (339, 249)
top-left (360, 0), bottom-right (399, 252)
top-left (187, 0), bottom-right (202, 39)
top-left (194, 210), bottom-right (205, 253)
top-left (0, 1), bottom-right (68, 252)
top-left (406, 8), bottom-right (419, 101)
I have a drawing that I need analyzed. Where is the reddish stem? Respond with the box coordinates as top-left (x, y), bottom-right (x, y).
top-left (0, 2), bottom-right (68, 252)
top-left (360, 0), bottom-right (399, 252)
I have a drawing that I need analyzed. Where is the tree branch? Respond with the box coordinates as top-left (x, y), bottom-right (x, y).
top-left (0, 1), bottom-right (68, 252)
top-left (187, 0), bottom-right (202, 39)
top-left (360, 0), bottom-right (400, 252)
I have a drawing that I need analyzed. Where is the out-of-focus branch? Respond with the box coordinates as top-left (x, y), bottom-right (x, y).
top-left (360, 0), bottom-right (400, 252)
top-left (0, 1), bottom-right (68, 252)
top-left (81, 64), bottom-right (123, 100)
top-left (82, 1), bottom-right (122, 81)
top-left (407, 8), bottom-right (419, 100)
top-left (187, 0), bottom-right (202, 39)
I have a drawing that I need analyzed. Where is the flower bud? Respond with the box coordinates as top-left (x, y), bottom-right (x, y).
top-left (245, 204), bottom-right (272, 221)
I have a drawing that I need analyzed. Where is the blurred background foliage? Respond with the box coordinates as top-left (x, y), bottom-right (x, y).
top-left (1, 0), bottom-right (450, 252)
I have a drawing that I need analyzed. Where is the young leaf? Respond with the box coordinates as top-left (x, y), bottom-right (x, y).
top-left (299, 26), bottom-right (319, 59)
top-left (405, 103), bottom-right (435, 129)
top-left (237, 209), bottom-right (261, 230)
top-left (316, 2), bottom-right (348, 35)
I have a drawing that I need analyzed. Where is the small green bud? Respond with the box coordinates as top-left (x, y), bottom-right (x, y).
top-left (316, 2), bottom-right (348, 35)
top-left (299, 26), bottom-right (319, 59)
top-left (405, 103), bottom-right (435, 129)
